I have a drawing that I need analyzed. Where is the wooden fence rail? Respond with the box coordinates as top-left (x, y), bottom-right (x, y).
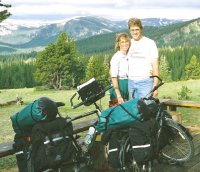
top-left (160, 98), bottom-right (200, 111)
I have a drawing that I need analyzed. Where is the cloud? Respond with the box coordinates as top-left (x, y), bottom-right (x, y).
top-left (3, 0), bottom-right (200, 21)
top-left (6, 0), bottom-right (200, 8)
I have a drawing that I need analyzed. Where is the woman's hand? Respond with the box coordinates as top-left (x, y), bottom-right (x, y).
top-left (117, 97), bottom-right (124, 104)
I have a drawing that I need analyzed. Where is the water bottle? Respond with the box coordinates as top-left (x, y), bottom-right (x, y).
top-left (84, 127), bottom-right (95, 145)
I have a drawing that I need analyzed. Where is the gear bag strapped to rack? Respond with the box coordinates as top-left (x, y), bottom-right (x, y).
top-left (10, 97), bottom-right (58, 135)
top-left (95, 98), bottom-right (142, 132)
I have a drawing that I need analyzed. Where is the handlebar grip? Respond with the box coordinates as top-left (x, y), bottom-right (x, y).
top-left (152, 81), bottom-right (165, 92)
top-left (56, 102), bottom-right (65, 107)
top-left (150, 75), bottom-right (163, 83)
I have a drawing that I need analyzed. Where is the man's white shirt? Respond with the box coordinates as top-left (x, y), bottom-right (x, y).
top-left (127, 36), bottom-right (158, 80)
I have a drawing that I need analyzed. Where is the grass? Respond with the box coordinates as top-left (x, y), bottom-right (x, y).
top-left (159, 79), bottom-right (200, 126)
top-left (0, 88), bottom-right (110, 144)
top-left (0, 79), bottom-right (200, 170)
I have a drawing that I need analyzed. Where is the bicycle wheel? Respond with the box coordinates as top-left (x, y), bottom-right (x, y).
top-left (160, 119), bottom-right (194, 163)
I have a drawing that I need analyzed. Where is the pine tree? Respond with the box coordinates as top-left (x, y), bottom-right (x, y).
top-left (85, 56), bottom-right (104, 82)
top-left (0, 1), bottom-right (11, 22)
top-left (102, 55), bottom-right (110, 80)
top-left (35, 32), bottom-right (80, 89)
top-left (159, 55), bottom-right (171, 82)
top-left (185, 55), bottom-right (200, 80)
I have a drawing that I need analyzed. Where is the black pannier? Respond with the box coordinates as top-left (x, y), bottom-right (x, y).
top-left (107, 131), bottom-right (123, 169)
top-left (31, 117), bottom-right (75, 172)
top-left (13, 134), bottom-right (32, 172)
top-left (102, 129), bottom-right (128, 170)
top-left (128, 118), bottom-right (159, 164)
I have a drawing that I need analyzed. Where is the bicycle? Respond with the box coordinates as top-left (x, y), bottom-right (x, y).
top-left (13, 78), bottom-right (112, 172)
top-left (113, 76), bottom-right (194, 172)
top-left (58, 78), bottom-right (112, 172)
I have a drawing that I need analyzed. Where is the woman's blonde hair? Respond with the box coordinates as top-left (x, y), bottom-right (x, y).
top-left (115, 32), bottom-right (130, 51)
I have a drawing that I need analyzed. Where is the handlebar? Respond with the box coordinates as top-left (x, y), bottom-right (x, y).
top-left (70, 93), bottom-right (86, 109)
top-left (150, 75), bottom-right (165, 92)
top-left (144, 75), bottom-right (165, 98)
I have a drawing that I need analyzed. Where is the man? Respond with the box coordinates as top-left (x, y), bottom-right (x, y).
top-left (127, 18), bottom-right (159, 99)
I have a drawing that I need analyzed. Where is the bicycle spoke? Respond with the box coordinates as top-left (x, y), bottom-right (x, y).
top-left (161, 120), bottom-right (194, 163)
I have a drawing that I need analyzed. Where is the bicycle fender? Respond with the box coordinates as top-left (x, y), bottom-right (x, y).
top-left (178, 124), bottom-right (193, 141)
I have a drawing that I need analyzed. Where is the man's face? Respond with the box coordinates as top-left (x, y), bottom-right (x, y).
top-left (129, 26), bottom-right (142, 41)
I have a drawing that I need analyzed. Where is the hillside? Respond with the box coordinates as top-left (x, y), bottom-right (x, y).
top-left (149, 18), bottom-right (200, 47)
top-left (0, 16), bottom-right (185, 53)
top-left (0, 18), bottom-right (199, 54)
top-left (77, 18), bottom-right (200, 55)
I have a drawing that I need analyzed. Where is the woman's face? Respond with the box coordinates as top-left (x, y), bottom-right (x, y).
top-left (129, 25), bottom-right (142, 41)
top-left (119, 37), bottom-right (130, 53)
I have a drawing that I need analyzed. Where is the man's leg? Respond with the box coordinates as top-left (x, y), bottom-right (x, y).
top-left (136, 78), bottom-right (153, 98)
top-left (128, 80), bottom-right (136, 99)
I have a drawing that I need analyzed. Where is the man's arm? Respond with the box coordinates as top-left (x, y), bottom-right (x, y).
top-left (152, 58), bottom-right (159, 97)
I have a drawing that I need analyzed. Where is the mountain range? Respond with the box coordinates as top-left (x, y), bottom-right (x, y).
top-left (0, 16), bottom-right (199, 54)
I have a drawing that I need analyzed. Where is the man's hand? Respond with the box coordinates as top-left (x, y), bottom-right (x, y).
top-left (153, 90), bottom-right (158, 97)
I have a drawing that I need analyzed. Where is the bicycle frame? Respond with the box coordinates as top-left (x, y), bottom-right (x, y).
top-left (56, 79), bottom-right (113, 170)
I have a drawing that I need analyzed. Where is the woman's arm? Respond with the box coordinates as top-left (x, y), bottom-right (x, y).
top-left (111, 77), bottom-right (124, 104)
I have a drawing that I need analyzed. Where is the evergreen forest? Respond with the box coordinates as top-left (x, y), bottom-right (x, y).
top-left (0, 32), bottom-right (200, 89)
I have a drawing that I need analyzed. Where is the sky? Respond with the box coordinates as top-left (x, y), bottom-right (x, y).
top-left (2, 0), bottom-right (200, 23)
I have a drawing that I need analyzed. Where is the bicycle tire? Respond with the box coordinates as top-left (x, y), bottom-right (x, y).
top-left (160, 119), bottom-right (194, 163)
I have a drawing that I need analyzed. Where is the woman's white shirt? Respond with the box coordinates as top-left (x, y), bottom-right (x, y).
top-left (110, 51), bottom-right (128, 79)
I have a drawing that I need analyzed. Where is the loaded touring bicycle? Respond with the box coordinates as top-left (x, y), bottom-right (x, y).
top-left (94, 76), bottom-right (194, 172)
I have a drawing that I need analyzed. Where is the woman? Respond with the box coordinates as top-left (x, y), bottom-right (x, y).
top-left (109, 32), bottom-right (131, 106)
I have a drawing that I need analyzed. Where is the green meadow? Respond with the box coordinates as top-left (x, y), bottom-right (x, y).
top-left (0, 79), bottom-right (200, 171)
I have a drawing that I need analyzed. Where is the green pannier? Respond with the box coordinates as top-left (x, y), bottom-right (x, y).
top-left (95, 98), bottom-right (142, 132)
top-left (10, 97), bottom-right (58, 134)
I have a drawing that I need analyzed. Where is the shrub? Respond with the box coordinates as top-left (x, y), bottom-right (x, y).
top-left (177, 86), bottom-right (192, 100)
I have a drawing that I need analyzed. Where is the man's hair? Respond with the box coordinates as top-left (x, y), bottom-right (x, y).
top-left (115, 32), bottom-right (130, 51)
top-left (128, 18), bottom-right (143, 30)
